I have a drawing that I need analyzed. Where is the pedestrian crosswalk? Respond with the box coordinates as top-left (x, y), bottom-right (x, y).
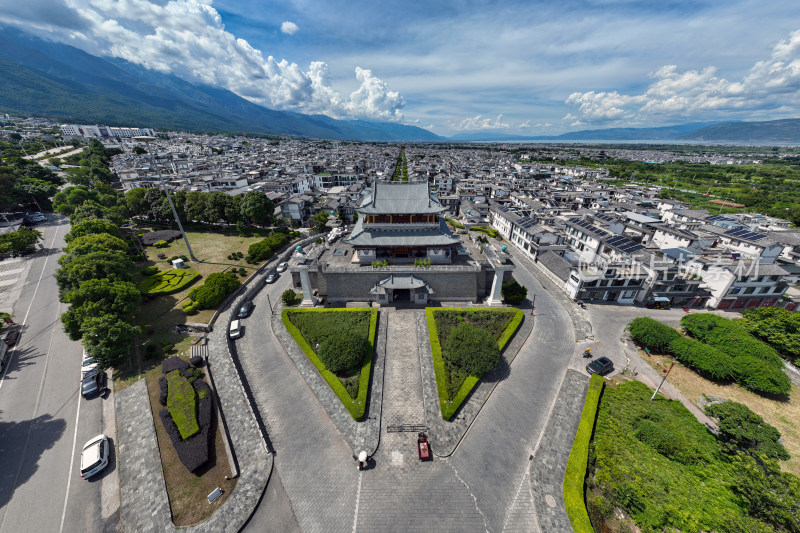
top-left (0, 257), bottom-right (32, 312)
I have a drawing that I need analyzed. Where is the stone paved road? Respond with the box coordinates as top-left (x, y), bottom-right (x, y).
top-left (237, 276), bottom-right (358, 533)
top-left (356, 309), bottom-right (486, 532)
top-left (448, 247), bottom-right (576, 533)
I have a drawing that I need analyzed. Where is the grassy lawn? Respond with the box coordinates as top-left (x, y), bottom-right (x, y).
top-left (426, 307), bottom-right (523, 420)
top-left (638, 348), bottom-right (800, 477)
top-left (145, 363), bottom-right (237, 526)
top-left (114, 228), bottom-right (263, 392)
top-left (283, 308), bottom-right (378, 420)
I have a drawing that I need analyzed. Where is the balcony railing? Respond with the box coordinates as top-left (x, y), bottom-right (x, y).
top-left (321, 263), bottom-right (483, 273)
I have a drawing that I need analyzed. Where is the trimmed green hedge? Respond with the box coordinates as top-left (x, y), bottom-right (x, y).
top-left (165, 369), bottom-right (199, 439)
top-left (138, 268), bottom-right (200, 295)
top-left (681, 314), bottom-right (782, 368)
top-left (426, 307), bottom-right (524, 420)
top-left (282, 308), bottom-right (378, 420)
top-left (445, 217), bottom-right (464, 229)
top-left (564, 374), bottom-right (604, 533)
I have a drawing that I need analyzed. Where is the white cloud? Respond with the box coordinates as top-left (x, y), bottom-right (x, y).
top-left (0, 0), bottom-right (404, 121)
top-left (452, 114), bottom-right (511, 131)
top-left (565, 29), bottom-right (800, 125)
top-left (280, 21), bottom-right (298, 35)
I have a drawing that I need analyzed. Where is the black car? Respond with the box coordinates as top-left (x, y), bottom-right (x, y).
top-left (238, 301), bottom-right (254, 318)
top-left (586, 356), bottom-right (614, 376)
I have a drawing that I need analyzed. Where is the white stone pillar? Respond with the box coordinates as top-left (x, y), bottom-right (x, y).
top-left (486, 269), bottom-right (505, 306)
top-left (298, 266), bottom-right (317, 307)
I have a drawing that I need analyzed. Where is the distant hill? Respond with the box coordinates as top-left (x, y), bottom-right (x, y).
top-left (449, 123), bottom-right (720, 142)
top-left (679, 119), bottom-right (800, 142)
top-left (0, 28), bottom-right (441, 142)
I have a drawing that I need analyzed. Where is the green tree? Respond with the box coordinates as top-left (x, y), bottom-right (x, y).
top-left (501, 279), bottom-right (528, 305)
top-left (81, 313), bottom-right (140, 369)
top-left (741, 307), bottom-right (800, 360)
top-left (64, 218), bottom-right (122, 243)
top-left (281, 289), bottom-right (299, 306)
top-left (125, 187), bottom-right (148, 217)
top-left (312, 210), bottom-right (330, 231)
top-left (240, 190), bottom-right (275, 226)
top-left (0, 226), bottom-right (42, 253)
top-left (56, 250), bottom-right (134, 296)
top-left (61, 279), bottom-right (140, 340)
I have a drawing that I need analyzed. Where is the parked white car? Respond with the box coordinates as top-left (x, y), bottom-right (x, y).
top-left (80, 435), bottom-right (109, 479)
top-left (229, 319), bottom-right (242, 339)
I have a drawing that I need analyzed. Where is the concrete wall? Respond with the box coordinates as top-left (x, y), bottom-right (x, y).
top-left (314, 269), bottom-right (483, 303)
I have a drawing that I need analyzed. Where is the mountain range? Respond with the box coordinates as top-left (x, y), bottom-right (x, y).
top-left (0, 28), bottom-right (441, 142)
top-left (2, 27), bottom-right (800, 143)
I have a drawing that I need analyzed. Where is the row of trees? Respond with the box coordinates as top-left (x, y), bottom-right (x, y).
top-left (125, 188), bottom-right (275, 227)
top-left (54, 149), bottom-right (141, 369)
top-left (0, 138), bottom-right (64, 212)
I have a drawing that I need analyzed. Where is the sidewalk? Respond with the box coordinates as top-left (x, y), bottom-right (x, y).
top-left (116, 303), bottom-right (272, 532)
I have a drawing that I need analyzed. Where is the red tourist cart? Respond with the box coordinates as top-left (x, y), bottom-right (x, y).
top-left (417, 433), bottom-right (430, 461)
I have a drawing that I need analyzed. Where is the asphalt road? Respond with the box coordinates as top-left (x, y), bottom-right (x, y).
top-left (0, 217), bottom-right (107, 533)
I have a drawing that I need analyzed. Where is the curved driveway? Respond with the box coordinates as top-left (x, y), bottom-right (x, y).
top-left (233, 250), bottom-right (579, 532)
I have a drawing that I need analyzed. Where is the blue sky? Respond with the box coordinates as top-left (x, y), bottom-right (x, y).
top-left (2, 0), bottom-right (800, 135)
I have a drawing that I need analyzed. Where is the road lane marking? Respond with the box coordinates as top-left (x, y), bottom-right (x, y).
top-left (0, 300), bottom-right (61, 531)
top-left (60, 352), bottom-right (84, 533)
top-left (0, 220), bottom-right (62, 394)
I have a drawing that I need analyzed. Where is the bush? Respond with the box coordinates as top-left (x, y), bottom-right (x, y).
top-left (162, 355), bottom-right (190, 374)
top-left (501, 279), bottom-right (527, 305)
top-left (184, 304), bottom-right (199, 315)
top-left (667, 336), bottom-right (735, 381)
top-left (628, 317), bottom-right (681, 351)
top-left (741, 307), bottom-right (800, 360)
top-left (283, 308), bottom-right (377, 419)
top-left (153, 240), bottom-right (169, 248)
top-left (138, 268), bottom-right (199, 295)
top-left (282, 289), bottom-right (299, 306)
top-left (705, 400), bottom-right (790, 460)
top-left (682, 314), bottom-right (782, 368)
top-left (167, 255), bottom-right (189, 263)
top-left (247, 232), bottom-right (288, 262)
top-left (188, 272), bottom-right (240, 309)
top-left (442, 323), bottom-right (501, 376)
top-left (564, 374), bottom-right (604, 533)
top-left (165, 369), bottom-right (199, 439)
top-left (140, 266), bottom-right (159, 276)
top-left (189, 355), bottom-right (204, 367)
top-left (238, 267), bottom-right (246, 277)
top-left (158, 376), bottom-right (168, 406)
top-left (731, 356), bottom-right (791, 396)
top-left (317, 332), bottom-right (371, 373)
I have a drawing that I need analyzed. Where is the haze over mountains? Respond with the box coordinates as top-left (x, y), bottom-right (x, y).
top-left (3, 27), bottom-right (800, 144)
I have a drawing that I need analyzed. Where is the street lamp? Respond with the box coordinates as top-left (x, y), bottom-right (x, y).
top-left (134, 136), bottom-right (198, 262)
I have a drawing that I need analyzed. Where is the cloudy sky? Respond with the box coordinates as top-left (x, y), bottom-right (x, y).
top-left (2, 0), bottom-right (800, 135)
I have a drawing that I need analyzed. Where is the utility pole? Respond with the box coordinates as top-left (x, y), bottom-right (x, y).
top-left (650, 362), bottom-right (675, 400)
top-left (137, 136), bottom-right (198, 262)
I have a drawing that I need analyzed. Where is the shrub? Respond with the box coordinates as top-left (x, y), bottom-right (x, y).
top-left (167, 254), bottom-right (189, 263)
top-left (162, 355), bottom-right (190, 374)
top-left (153, 240), bottom-right (169, 248)
top-left (667, 336), bottom-right (735, 381)
top-left (140, 266), bottom-right (159, 276)
top-left (628, 317), bottom-right (681, 351)
top-left (188, 272), bottom-right (240, 309)
top-left (741, 307), bottom-right (800, 360)
top-left (184, 304), bottom-right (199, 315)
top-left (731, 356), bottom-right (791, 396)
top-left (138, 268), bottom-right (199, 295)
top-left (189, 355), bottom-right (204, 367)
top-left (564, 374), bottom-right (604, 533)
top-left (317, 332), bottom-right (370, 373)
top-left (282, 289), bottom-right (299, 306)
top-left (158, 376), bottom-right (168, 406)
top-left (501, 279), bottom-right (527, 305)
top-left (705, 400), bottom-right (790, 460)
top-left (442, 323), bottom-right (501, 376)
top-left (238, 267), bottom-right (246, 277)
top-left (682, 314), bottom-right (782, 368)
top-left (165, 369), bottom-right (199, 439)
top-left (247, 232), bottom-right (288, 262)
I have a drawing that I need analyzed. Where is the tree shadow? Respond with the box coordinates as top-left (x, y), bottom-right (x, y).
top-left (481, 354), bottom-right (512, 384)
top-left (0, 414), bottom-right (67, 510)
